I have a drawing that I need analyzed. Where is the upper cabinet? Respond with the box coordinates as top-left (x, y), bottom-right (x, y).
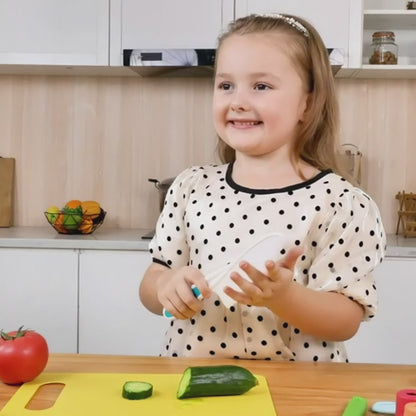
top-left (0, 0), bottom-right (109, 66)
top-left (235, 0), bottom-right (416, 78)
top-left (110, 0), bottom-right (235, 66)
top-left (357, 0), bottom-right (416, 78)
top-left (0, 0), bottom-right (413, 78)
top-left (235, 0), bottom-right (352, 67)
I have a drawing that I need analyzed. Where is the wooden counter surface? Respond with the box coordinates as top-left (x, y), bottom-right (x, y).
top-left (1, 354), bottom-right (416, 415)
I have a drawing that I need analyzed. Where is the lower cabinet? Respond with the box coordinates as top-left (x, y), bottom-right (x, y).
top-left (0, 248), bottom-right (78, 353)
top-left (345, 257), bottom-right (416, 364)
top-left (78, 249), bottom-right (167, 356)
top-left (0, 247), bottom-right (167, 356)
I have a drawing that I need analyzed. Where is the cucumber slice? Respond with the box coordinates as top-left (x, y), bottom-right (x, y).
top-left (122, 381), bottom-right (153, 400)
top-left (177, 365), bottom-right (259, 399)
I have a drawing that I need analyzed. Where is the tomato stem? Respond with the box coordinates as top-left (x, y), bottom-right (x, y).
top-left (0, 326), bottom-right (28, 340)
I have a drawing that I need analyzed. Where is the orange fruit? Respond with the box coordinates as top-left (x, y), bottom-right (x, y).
top-left (54, 213), bottom-right (67, 234)
top-left (64, 199), bottom-right (82, 212)
top-left (79, 217), bottom-right (94, 234)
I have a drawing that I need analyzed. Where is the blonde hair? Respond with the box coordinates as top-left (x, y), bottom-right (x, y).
top-left (215, 14), bottom-right (342, 177)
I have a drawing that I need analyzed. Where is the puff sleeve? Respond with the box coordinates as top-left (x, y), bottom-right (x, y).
top-left (148, 166), bottom-right (200, 269)
top-left (298, 187), bottom-right (386, 320)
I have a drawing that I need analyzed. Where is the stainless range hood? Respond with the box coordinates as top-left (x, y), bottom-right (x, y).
top-left (123, 48), bottom-right (343, 77)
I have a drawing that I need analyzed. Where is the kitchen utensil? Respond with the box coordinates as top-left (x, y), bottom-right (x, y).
top-left (371, 401), bottom-right (395, 414)
top-left (339, 143), bottom-right (362, 185)
top-left (148, 177), bottom-right (176, 212)
top-left (342, 396), bottom-right (367, 415)
top-left (0, 372), bottom-right (275, 416)
top-left (163, 284), bottom-right (203, 318)
top-left (161, 233), bottom-right (287, 315)
top-left (396, 389), bottom-right (416, 415)
top-left (405, 402), bottom-right (416, 416)
top-left (207, 233), bottom-right (287, 309)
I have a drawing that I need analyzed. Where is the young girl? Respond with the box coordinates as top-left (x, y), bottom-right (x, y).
top-left (139, 14), bottom-right (386, 362)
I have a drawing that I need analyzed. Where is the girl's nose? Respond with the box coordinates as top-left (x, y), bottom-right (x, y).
top-left (229, 87), bottom-right (250, 112)
top-left (230, 103), bottom-right (247, 112)
top-left (230, 100), bottom-right (250, 112)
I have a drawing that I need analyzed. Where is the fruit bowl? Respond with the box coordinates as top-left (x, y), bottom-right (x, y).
top-left (44, 209), bottom-right (106, 235)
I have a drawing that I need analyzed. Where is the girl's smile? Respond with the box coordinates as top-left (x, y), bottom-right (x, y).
top-left (228, 119), bottom-right (263, 128)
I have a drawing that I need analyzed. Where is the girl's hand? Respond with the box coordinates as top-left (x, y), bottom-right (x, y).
top-left (156, 266), bottom-right (211, 319)
top-left (223, 247), bottom-right (303, 309)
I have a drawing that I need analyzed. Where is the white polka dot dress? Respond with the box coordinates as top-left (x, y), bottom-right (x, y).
top-left (149, 163), bottom-right (386, 362)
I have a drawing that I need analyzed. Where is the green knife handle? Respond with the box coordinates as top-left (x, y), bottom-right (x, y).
top-left (342, 396), bottom-right (367, 416)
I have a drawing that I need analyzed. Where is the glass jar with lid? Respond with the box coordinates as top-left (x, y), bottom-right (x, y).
top-left (369, 31), bottom-right (398, 65)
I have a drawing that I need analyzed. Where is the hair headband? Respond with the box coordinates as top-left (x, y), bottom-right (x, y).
top-left (260, 13), bottom-right (310, 38)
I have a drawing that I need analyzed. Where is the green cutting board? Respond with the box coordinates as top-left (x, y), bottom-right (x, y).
top-left (0, 372), bottom-right (277, 416)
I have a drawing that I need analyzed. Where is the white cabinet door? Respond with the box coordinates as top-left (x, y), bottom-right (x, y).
top-left (235, 0), bottom-right (351, 61)
top-left (0, 248), bottom-right (78, 353)
top-left (78, 250), bottom-right (167, 356)
top-left (345, 257), bottom-right (416, 364)
top-left (120, 0), bottom-right (233, 49)
top-left (0, 0), bottom-right (109, 65)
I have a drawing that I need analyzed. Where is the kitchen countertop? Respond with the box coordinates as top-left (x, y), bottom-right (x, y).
top-left (0, 226), bottom-right (416, 257)
top-left (384, 233), bottom-right (416, 257)
top-left (0, 226), bottom-right (152, 250)
top-left (1, 353), bottom-right (415, 416)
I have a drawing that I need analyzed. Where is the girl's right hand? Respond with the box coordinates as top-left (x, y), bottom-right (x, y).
top-left (156, 266), bottom-right (211, 319)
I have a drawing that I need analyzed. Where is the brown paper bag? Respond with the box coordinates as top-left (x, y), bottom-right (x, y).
top-left (0, 157), bottom-right (15, 227)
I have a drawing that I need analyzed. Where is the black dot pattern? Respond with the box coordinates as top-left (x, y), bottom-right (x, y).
top-left (150, 163), bottom-right (386, 362)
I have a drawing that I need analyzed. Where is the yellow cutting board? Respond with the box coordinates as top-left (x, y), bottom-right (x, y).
top-left (0, 372), bottom-right (277, 416)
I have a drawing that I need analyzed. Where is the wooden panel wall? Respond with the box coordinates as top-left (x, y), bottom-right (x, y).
top-left (0, 75), bottom-right (217, 229)
top-left (0, 74), bottom-right (415, 233)
top-left (337, 79), bottom-right (416, 234)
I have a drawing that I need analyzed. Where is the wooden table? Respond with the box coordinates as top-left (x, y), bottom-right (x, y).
top-left (1, 354), bottom-right (415, 416)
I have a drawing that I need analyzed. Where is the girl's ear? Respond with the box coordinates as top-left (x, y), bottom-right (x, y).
top-left (299, 92), bottom-right (312, 122)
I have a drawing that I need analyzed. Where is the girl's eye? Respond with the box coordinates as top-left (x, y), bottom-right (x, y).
top-left (254, 83), bottom-right (271, 90)
top-left (218, 82), bottom-right (233, 91)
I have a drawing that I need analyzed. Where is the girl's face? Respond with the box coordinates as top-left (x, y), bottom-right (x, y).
top-left (213, 32), bottom-right (309, 159)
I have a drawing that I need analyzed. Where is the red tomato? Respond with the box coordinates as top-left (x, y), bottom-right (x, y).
top-left (0, 326), bottom-right (49, 385)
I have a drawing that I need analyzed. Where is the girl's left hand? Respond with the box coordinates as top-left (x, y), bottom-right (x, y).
top-left (223, 247), bottom-right (303, 309)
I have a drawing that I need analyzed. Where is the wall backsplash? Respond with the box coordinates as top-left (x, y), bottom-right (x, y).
top-left (0, 74), bottom-right (415, 234)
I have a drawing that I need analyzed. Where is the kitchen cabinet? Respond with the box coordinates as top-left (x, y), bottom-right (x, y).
top-left (235, 0), bottom-right (352, 66)
top-left (0, 248), bottom-right (78, 353)
top-left (235, 0), bottom-right (416, 79)
top-left (345, 257), bottom-right (416, 364)
top-left (0, 0), bottom-right (412, 79)
top-left (0, 0), bottom-right (109, 65)
top-left (357, 0), bottom-right (416, 77)
top-left (78, 249), bottom-right (166, 356)
top-left (110, 0), bottom-right (235, 65)
top-left (0, 242), bottom-right (166, 356)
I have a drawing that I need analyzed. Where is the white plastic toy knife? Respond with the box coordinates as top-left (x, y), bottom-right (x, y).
top-left (162, 233), bottom-right (287, 318)
top-left (208, 233), bottom-right (287, 308)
